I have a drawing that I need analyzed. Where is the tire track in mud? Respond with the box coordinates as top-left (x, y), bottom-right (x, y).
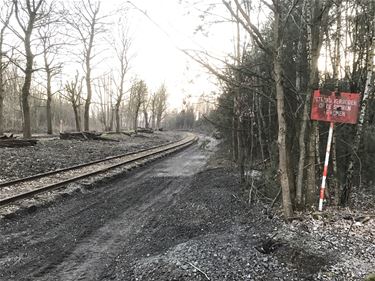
top-left (0, 144), bottom-right (209, 281)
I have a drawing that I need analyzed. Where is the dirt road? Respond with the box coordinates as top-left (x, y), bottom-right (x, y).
top-left (0, 142), bottom-right (220, 280)
top-left (2, 139), bottom-right (368, 280)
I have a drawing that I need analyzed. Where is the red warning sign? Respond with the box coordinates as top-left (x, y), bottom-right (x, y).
top-left (310, 90), bottom-right (361, 124)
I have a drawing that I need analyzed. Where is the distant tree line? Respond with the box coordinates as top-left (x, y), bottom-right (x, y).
top-left (0, 0), bottom-right (171, 136)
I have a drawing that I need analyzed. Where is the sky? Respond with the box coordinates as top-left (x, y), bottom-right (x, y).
top-left (102, 0), bottom-right (235, 109)
top-left (2, 0), bottom-right (251, 111)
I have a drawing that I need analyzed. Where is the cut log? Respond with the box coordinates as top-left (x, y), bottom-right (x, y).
top-left (59, 131), bottom-right (118, 142)
top-left (0, 137), bottom-right (38, 147)
top-left (137, 127), bottom-right (154, 134)
top-left (0, 133), bottom-right (14, 139)
top-left (104, 131), bottom-right (135, 137)
top-left (122, 131), bottom-right (135, 137)
top-left (60, 131), bottom-right (101, 140)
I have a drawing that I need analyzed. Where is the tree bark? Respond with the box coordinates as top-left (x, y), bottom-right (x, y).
top-left (331, 0), bottom-right (342, 205)
top-left (232, 99), bottom-right (239, 161)
top-left (156, 113), bottom-right (162, 129)
top-left (81, 3), bottom-right (99, 132)
top-left (46, 70), bottom-right (53, 134)
top-left (84, 65), bottom-right (92, 131)
top-left (256, 97), bottom-right (265, 162)
top-left (0, 94), bottom-right (3, 135)
top-left (115, 102), bottom-right (121, 133)
top-left (273, 4), bottom-right (293, 218)
top-left (143, 109), bottom-right (149, 128)
top-left (305, 0), bottom-right (331, 208)
top-left (0, 33), bottom-right (4, 136)
top-left (237, 117), bottom-right (245, 183)
top-left (296, 97), bottom-right (309, 209)
top-left (342, 14), bottom-right (374, 205)
top-left (133, 109), bottom-right (138, 132)
top-left (73, 104), bottom-right (81, 132)
top-left (22, 34), bottom-right (33, 138)
top-left (295, 0), bottom-right (308, 209)
top-left (46, 94), bottom-right (52, 134)
top-left (274, 54), bottom-right (294, 218)
top-left (151, 113), bottom-right (155, 129)
top-left (109, 106), bottom-right (114, 131)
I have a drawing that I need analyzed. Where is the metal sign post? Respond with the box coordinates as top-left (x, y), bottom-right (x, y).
top-left (318, 121), bottom-right (334, 211)
top-left (311, 90), bottom-right (361, 211)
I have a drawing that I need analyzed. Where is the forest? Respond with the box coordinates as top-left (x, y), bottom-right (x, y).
top-left (201, 0), bottom-right (375, 218)
top-left (0, 0), bottom-right (374, 219)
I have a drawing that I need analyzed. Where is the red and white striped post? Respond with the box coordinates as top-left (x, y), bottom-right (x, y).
top-left (318, 121), bottom-right (334, 211)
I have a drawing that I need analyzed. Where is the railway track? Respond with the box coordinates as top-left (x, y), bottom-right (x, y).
top-left (0, 134), bottom-right (197, 207)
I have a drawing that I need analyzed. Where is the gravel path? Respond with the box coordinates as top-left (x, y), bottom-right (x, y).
top-left (0, 137), bottom-right (373, 280)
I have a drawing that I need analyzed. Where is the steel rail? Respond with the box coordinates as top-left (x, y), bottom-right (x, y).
top-left (0, 135), bottom-right (197, 206)
top-left (0, 136), bottom-right (189, 189)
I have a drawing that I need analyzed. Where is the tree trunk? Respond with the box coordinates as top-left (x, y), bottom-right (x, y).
top-left (22, 30), bottom-right (33, 138)
top-left (84, 69), bottom-right (91, 131)
top-left (151, 114), bottom-right (155, 129)
top-left (115, 103), bottom-right (121, 133)
top-left (296, 97), bottom-right (309, 209)
top-left (331, 0), bottom-right (342, 205)
top-left (0, 36), bottom-right (4, 136)
top-left (46, 71), bottom-right (53, 135)
top-left (22, 70), bottom-right (32, 138)
top-left (274, 54), bottom-right (294, 219)
top-left (304, 0), bottom-right (331, 208)
top-left (342, 18), bottom-right (374, 205)
top-left (257, 96), bottom-right (269, 161)
top-left (156, 113), bottom-right (162, 129)
top-left (332, 131), bottom-right (340, 205)
top-left (305, 121), bottom-right (317, 207)
top-left (109, 106), bottom-right (114, 131)
top-left (133, 109), bottom-right (139, 132)
top-left (22, 81), bottom-right (32, 138)
top-left (46, 95), bottom-right (52, 134)
top-left (237, 118), bottom-right (245, 183)
top-left (143, 110), bottom-right (149, 128)
top-left (73, 105), bottom-right (81, 132)
top-left (0, 93), bottom-right (3, 135)
top-left (272, 1), bottom-right (294, 219)
top-left (256, 99), bottom-right (265, 162)
top-left (232, 102), bottom-right (238, 161)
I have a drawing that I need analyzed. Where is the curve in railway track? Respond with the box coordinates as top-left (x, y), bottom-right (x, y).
top-left (0, 133), bottom-right (198, 207)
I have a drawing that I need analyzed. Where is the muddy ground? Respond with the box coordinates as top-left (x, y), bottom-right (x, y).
top-left (0, 136), bottom-right (374, 280)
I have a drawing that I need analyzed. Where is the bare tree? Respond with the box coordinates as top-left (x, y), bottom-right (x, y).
top-left (66, 0), bottom-right (107, 131)
top-left (223, 0), bottom-right (296, 218)
top-left (303, 0), bottom-right (332, 208)
top-left (3, 65), bottom-right (23, 131)
top-left (112, 19), bottom-right (131, 133)
top-left (155, 84), bottom-right (167, 129)
top-left (150, 92), bottom-right (157, 129)
top-left (10, 0), bottom-right (51, 138)
top-left (0, 0), bottom-right (13, 135)
top-left (96, 74), bottom-right (113, 131)
top-left (342, 3), bottom-right (375, 205)
top-left (63, 72), bottom-right (83, 132)
top-left (142, 94), bottom-right (150, 129)
top-left (129, 79), bottom-right (147, 132)
top-left (38, 21), bottom-right (62, 135)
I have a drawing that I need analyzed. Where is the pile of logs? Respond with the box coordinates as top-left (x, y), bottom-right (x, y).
top-left (60, 131), bottom-right (118, 141)
top-left (0, 134), bottom-right (38, 148)
top-left (137, 127), bottom-right (154, 134)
